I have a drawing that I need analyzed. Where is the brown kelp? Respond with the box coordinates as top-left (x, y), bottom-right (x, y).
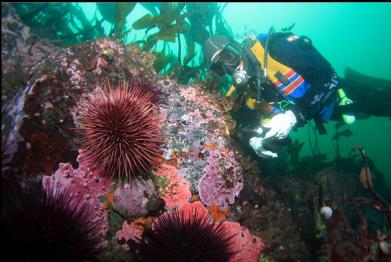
top-left (10, 3), bottom-right (234, 85)
top-left (97, 3), bottom-right (136, 38)
top-left (132, 3), bottom-right (234, 83)
top-left (352, 146), bottom-right (391, 222)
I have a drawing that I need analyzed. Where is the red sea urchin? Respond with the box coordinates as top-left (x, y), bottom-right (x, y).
top-left (1, 180), bottom-right (102, 261)
top-left (132, 203), bottom-right (236, 262)
top-left (75, 80), bottom-right (163, 181)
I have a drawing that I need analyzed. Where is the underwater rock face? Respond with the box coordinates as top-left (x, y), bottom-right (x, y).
top-left (1, 3), bottom-right (57, 102)
top-left (156, 80), bottom-right (244, 207)
top-left (2, 5), bottom-right (255, 258)
top-left (2, 4), bottom-right (244, 212)
top-left (198, 149), bottom-right (243, 208)
top-left (1, 4), bottom-right (158, 178)
top-left (223, 221), bottom-right (265, 262)
top-left (154, 164), bottom-right (192, 209)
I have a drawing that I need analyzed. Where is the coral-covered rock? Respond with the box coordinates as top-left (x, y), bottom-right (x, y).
top-left (1, 18), bottom-right (160, 178)
top-left (42, 150), bottom-right (111, 248)
top-left (208, 203), bottom-right (230, 223)
top-left (198, 149), bottom-right (244, 208)
top-left (2, 6), bottom-right (245, 211)
top-left (1, 3), bottom-right (57, 102)
top-left (155, 164), bottom-right (191, 209)
top-left (114, 179), bottom-right (155, 217)
top-left (2, 5), bottom-right (255, 259)
top-left (156, 80), bottom-right (243, 203)
top-left (223, 221), bottom-right (265, 262)
top-left (116, 221), bottom-right (142, 251)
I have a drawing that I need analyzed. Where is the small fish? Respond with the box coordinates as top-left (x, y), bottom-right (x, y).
top-left (333, 128), bottom-right (354, 139)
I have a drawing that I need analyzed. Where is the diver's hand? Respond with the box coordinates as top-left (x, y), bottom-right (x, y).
top-left (249, 137), bottom-right (278, 159)
top-left (263, 110), bottom-right (297, 140)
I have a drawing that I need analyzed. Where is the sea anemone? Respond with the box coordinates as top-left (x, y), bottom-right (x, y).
top-left (74, 80), bottom-right (163, 181)
top-left (1, 179), bottom-right (102, 261)
top-left (132, 204), bottom-right (236, 262)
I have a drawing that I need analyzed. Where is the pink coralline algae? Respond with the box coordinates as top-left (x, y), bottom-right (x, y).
top-left (93, 56), bottom-right (108, 75)
top-left (198, 149), bottom-right (244, 208)
top-left (178, 85), bottom-right (221, 112)
top-left (60, 56), bottom-right (84, 89)
top-left (223, 221), bottom-right (265, 262)
top-left (114, 179), bottom-right (155, 217)
top-left (97, 38), bottom-right (124, 55)
top-left (155, 164), bottom-right (192, 209)
top-left (116, 221), bottom-right (142, 251)
top-left (42, 150), bottom-right (111, 248)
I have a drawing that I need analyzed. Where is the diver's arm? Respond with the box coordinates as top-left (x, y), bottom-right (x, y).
top-left (288, 70), bottom-right (340, 128)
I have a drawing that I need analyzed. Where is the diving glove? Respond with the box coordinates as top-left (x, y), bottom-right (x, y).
top-left (338, 88), bottom-right (356, 125)
top-left (263, 110), bottom-right (297, 140)
top-left (249, 137), bottom-right (278, 159)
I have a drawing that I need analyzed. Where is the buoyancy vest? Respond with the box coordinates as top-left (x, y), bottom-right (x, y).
top-left (249, 36), bottom-right (308, 101)
top-left (226, 34), bottom-right (309, 113)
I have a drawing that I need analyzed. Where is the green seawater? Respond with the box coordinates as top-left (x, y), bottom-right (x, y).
top-left (76, 2), bottom-right (391, 185)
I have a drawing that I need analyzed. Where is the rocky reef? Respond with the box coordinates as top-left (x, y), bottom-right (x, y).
top-left (1, 3), bottom-right (273, 261)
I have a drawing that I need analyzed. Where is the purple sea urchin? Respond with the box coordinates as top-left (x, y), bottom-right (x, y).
top-left (132, 203), bottom-right (236, 262)
top-left (1, 180), bottom-right (102, 261)
top-left (74, 80), bottom-right (163, 181)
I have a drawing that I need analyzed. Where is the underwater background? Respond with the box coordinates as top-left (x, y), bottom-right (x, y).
top-left (2, 2), bottom-right (391, 261)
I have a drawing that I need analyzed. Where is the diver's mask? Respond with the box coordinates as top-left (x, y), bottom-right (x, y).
top-left (209, 42), bottom-right (242, 79)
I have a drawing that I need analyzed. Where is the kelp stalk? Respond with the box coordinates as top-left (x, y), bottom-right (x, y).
top-left (353, 146), bottom-right (391, 222)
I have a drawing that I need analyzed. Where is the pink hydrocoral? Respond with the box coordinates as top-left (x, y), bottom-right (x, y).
top-left (222, 221), bottom-right (265, 262)
top-left (116, 221), bottom-right (142, 251)
top-left (155, 164), bottom-right (191, 209)
top-left (42, 150), bottom-right (111, 249)
top-left (198, 149), bottom-right (244, 208)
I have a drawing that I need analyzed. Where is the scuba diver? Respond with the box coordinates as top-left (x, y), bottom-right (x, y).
top-left (203, 28), bottom-right (391, 159)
